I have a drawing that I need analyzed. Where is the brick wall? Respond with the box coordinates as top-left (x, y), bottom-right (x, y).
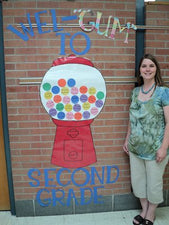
top-left (2, 0), bottom-right (169, 216)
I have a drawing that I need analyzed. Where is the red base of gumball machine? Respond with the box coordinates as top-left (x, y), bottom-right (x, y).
top-left (51, 118), bottom-right (97, 168)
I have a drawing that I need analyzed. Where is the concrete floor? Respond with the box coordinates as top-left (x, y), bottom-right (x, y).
top-left (0, 207), bottom-right (169, 225)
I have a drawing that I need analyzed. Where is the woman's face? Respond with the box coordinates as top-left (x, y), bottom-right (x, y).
top-left (140, 58), bottom-right (157, 82)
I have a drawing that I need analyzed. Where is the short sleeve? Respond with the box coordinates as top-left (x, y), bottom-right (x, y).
top-left (130, 87), bottom-right (138, 102)
top-left (130, 89), bottom-right (134, 101)
top-left (162, 87), bottom-right (169, 107)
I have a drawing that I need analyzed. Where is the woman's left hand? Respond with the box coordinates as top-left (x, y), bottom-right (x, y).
top-left (156, 106), bottom-right (169, 163)
top-left (156, 147), bottom-right (167, 163)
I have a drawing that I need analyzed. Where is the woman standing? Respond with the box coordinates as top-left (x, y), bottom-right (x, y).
top-left (123, 54), bottom-right (169, 225)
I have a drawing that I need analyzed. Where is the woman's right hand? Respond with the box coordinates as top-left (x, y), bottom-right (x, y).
top-left (123, 140), bottom-right (129, 155)
top-left (123, 122), bottom-right (131, 156)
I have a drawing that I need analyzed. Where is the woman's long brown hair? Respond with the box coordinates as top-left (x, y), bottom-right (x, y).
top-left (137, 53), bottom-right (165, 87)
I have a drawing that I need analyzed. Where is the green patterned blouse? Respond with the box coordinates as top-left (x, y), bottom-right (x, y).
top-left (128, 86), bottom-right (169, 160)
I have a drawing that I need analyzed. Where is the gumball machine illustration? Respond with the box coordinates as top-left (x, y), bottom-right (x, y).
top-left (40, 55), bottom-right (106, 168)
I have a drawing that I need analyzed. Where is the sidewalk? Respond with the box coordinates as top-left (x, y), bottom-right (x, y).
top-left (0, 207), bottom-right (169, 225)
